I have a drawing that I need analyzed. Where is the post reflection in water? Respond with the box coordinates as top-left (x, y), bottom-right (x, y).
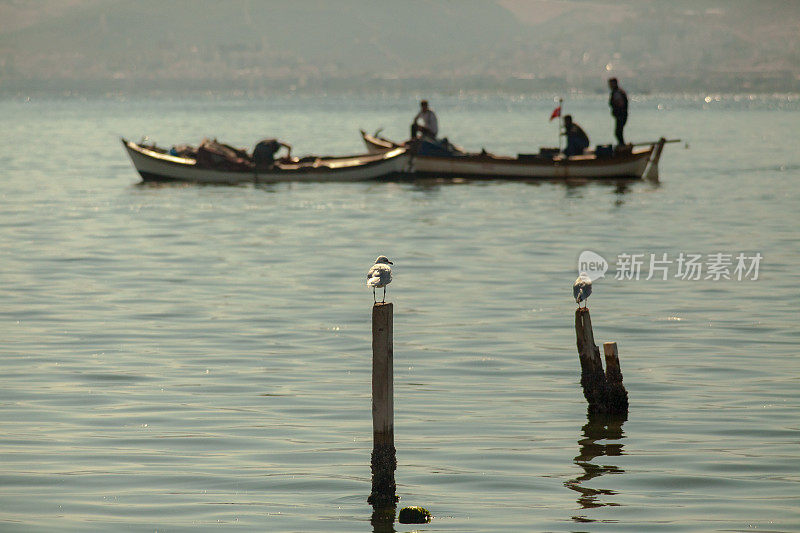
top-left (370, 505), bottom-right (396, 533)
top-left (564, 414), bottom-right (627, 522)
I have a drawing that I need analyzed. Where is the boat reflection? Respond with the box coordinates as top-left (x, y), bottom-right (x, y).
top-left (564, 414), bottom-right (627, 522)
top-left (394, 176), bottom-right (649, 196)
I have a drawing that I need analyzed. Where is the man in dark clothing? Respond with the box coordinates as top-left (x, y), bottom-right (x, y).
top-left (562, 115), bottom-right (590, 157)
top-left (253, 138), bottom-right (292, 169)
top-left (608, 77), bottom-right (628, 146)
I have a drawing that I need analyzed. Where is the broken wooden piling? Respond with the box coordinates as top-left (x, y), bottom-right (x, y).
top-left (368, 302), bottom-right (398, 507)
top-left (574, 308), bottom-right (628, 415)
top-left (603, 342), bottom-right (629, 414)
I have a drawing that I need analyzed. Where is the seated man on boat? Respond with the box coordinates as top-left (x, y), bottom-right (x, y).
top-left (562, 115), bottom-right (590, 157)
top-left (410, 100), bottom-right (439, 140)
top-left (253, 138), bottom-right (292, 169)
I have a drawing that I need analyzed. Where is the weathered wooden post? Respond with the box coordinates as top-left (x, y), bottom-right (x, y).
top-left (574, 308), bottom-right (628, 415)
top-left (575, 308), bottom-right (608, 414)
top-left (603, 342), bottom-right (628, 414)
top-left (368, 302), bottom-right (397, 507)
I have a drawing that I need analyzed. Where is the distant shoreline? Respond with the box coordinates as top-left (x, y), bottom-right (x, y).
top-left (4, 74), bottom-right (799, 98)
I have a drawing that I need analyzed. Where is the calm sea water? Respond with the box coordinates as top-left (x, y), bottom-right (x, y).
top-left (1, 93), bottom-right (798, 532)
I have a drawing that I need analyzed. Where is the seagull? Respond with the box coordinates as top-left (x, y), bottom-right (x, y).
top-left (367, 255), bottom-right (393, 303)
top-left (573, 272), bottom-right (592, 307)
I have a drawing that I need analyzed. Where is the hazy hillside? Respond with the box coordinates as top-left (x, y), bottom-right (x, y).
top-left (1, 0), bottom-right (798, 94)
top-left (498, 0), bottom-right (800, 90)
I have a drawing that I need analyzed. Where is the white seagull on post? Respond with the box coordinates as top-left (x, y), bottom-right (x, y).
top-left (367, 255), bottom-right (393, 303)
top-left (573, 272), bottom-right (592, 307)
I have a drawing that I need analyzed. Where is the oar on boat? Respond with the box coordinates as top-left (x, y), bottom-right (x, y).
top-left (629, 138), bottom-right (681, 147)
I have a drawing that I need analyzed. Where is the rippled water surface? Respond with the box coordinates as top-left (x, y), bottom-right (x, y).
top-left (1, 94), bottom-right (798, 532)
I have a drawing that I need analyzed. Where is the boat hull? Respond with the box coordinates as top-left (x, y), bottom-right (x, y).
top-left (360, 131), bottom-right (654, 180)
top-left (407, 152), bottom-right (651, 179)
top-left (122, 139), bottom-right (410, 184)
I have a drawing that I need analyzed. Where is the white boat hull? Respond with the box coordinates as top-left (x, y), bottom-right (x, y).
top-left (407, 152), bottom-right (651, 179)
top-left (360, 131), bottom-right (658, 180)
top-left (122, 139), bottom-right (410, 184)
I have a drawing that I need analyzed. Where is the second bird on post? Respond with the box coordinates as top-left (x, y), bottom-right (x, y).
top-left (367, 256), bottom-right (393, 304)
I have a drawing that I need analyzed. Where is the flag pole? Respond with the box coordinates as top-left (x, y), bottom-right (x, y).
top-left (557, 97), bottom-right (564, 152)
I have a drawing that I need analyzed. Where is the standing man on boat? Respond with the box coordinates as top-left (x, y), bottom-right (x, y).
top-left (562, 115), bottom-right (590, 157)
top-left (410, 100), bottom-right (439, 139)
top-left (608, 77), bottom-right (628, 146)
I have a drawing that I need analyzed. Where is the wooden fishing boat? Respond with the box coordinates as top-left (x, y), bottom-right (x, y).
top-left (122, 138), bottom-right (410, 184)
top-left (360, 130), bottom-right (677, 180)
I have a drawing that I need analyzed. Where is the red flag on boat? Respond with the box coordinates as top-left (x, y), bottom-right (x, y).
top-left (549, 106), bottom-right (561, 121)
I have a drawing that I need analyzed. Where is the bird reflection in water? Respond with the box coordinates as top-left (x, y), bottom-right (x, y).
top-left (564, 414), bottom-right (627, 522)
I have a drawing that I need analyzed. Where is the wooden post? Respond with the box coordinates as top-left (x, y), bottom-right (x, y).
top-left (575, 308), bottom-right (607, 414)
top-left (603, 342), bottom-right (629, 415)
top-left (368, 302), bottom-right (397, 507)
top-left (574, 308), bottom-right (629, 415)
